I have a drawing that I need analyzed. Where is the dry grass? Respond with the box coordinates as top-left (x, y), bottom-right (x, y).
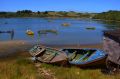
top-left (0, 58), bottom-right (44, 79)
top-left (41, 63), bottom-right (120, 79)
top-left (0, 55), bottom-right (119, 79)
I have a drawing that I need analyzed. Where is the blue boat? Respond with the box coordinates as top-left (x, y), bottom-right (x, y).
top-left (62, 48), bottom-right (107, 67)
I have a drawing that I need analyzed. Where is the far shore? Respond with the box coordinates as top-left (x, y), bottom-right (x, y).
top-left (0, 40), bottom-right (103, 59)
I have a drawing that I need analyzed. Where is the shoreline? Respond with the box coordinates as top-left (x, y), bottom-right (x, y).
top-left (0, 40), bottom-right (103, 59)
top-left (0, 40), bottom-right (33, 58)
top-left (41, 43), bottom-right (103, 49)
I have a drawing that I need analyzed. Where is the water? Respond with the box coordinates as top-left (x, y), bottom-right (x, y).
top-left (0, 18), bottom-right (118, 46)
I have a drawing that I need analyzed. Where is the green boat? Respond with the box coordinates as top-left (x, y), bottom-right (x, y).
top-left (29, 45), bottom-right (68, 64)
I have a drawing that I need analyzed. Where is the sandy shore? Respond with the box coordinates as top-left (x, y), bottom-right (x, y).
top-left (0, 40), bottom-right (103, 59)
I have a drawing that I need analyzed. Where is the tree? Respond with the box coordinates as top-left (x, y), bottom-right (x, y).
top-left (16, 10), bottom-right (32, 14)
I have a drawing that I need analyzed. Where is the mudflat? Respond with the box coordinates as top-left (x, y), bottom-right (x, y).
top-left (0, 40), bottom-right (103, 59)
top-left (0, 40), bottom-right (33, 59)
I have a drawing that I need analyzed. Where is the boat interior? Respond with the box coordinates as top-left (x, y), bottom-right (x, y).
top-left (37, 48), bottom-right (59, 62)
top-left (62, 49), bottom-right (96, 62)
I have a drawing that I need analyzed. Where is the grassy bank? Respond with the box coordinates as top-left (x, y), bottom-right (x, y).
top-left (0, 57), bottom-right (120, 79)
top-left (0, 42), bottom-right (119, 79)
top-left (40, 63), bottom-right (120, 79)
top-left (0, 58), bottom-right (45, 79)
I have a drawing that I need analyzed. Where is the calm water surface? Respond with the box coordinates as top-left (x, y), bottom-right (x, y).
top-left (0, 18), bottom-right (118, 46)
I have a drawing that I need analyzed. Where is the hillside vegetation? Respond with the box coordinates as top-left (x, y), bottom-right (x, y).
top-left (93, 10), bottom-right (120, 21)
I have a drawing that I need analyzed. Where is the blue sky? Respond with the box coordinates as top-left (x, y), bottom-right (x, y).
top-left (0, 0), bottom-right (120, 12)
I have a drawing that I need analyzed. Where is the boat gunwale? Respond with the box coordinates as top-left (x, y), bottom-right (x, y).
top-left (30, 45), bottom-right (68, 63)
top-left (61, 48), bottom-right (107, 66)
top-left (69, 55), bottom-right (107, 65)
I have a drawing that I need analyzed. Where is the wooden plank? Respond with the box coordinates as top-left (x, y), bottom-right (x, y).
top-left (103, 37), bottom-right (120, 65)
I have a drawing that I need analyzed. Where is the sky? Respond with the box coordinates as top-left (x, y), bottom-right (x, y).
top-left (0, 0), bottom-right (120, 12)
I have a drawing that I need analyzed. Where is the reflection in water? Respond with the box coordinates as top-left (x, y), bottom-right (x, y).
top-left (10, 30), bottom-right (14, 40)
top-left (102, 21), bottom-right (120, 29)
top-left (37, 33), bottom-right (41, 44)
top-left (26, 34), bottom-right (34, 39)
top-left (4, 22), bottom-right (8, 24)
top-left (0, 30), bottom-right (14, 40)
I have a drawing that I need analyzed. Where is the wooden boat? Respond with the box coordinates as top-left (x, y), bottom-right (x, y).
top-left (61, 48), bottom-right (107, 67)
top-left (29, 45), bottom-right (68, 64)
top-left (26, 30), bottom-right (34, 35)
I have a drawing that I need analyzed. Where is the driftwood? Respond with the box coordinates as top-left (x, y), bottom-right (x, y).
top-left (103, 37), bottom-right (120, 65)
top-left (103, 29), bottom-right (120, 74)
top-left (103, 29), bottom-right (120, 65)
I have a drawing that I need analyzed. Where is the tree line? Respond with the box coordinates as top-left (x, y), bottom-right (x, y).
top-left (0, 10), bottom-right (91, 18)
top-left (1, 10), bottom-right (120, 21)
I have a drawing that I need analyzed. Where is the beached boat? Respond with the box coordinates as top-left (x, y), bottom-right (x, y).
top-left (26, 30), bottom-right (34, 35)
top-left (61, 48), bottom-right (107, 67)
top-left (29, 45), bottom-right (68, 64)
